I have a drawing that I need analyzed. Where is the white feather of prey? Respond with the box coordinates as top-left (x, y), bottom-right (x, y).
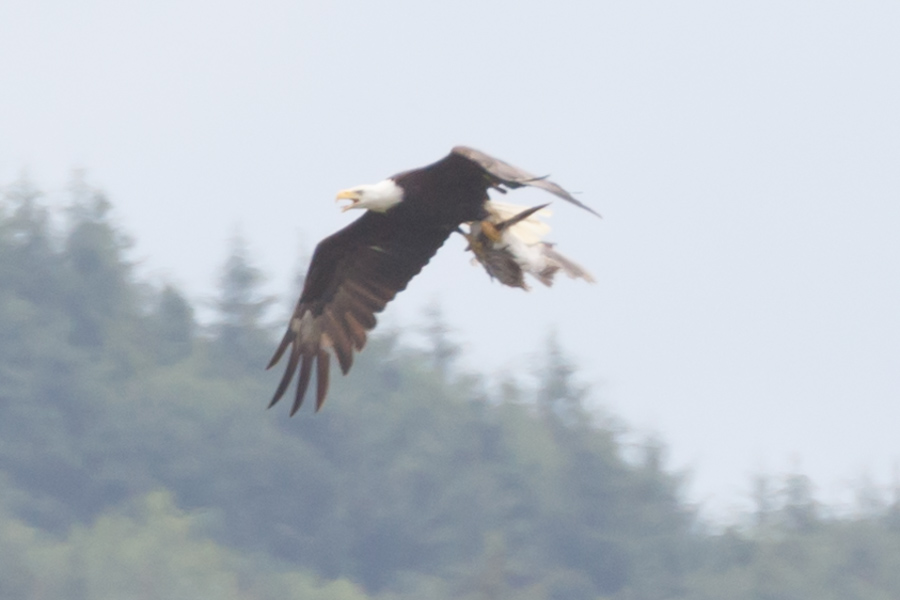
top-left (481, 201), bottom-right (594, 287)
top-left (485, 200), bottom-right (551, 244)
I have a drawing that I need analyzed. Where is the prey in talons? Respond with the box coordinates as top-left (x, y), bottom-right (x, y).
top-left (462, 202), bottom-right (594, 290)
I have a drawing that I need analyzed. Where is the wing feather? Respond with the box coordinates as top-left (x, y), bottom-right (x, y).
top-left (290, 351), bottom-right (314, 416)
top-left (315, 350), bottom-right (331, 411)
top-left (269, 341), bottom-right (301, 408)
top-left (343, 312), bottom-right (368, 350)
top-left (268, 211), bottom-right (450, 413)
top-left (451, 146), bottom-right (600, 217)
top-left (267, 328), bottom-right (293, 371)
top-left (322, 308), bottom-right (354, 375)
top-left (342, 280), bottom-right (386, 312)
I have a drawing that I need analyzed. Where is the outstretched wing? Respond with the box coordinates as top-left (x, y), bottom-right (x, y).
top-left (451, 146), bottom-right (600, 218)
top-left (268, 212), bottom-right (451, 414)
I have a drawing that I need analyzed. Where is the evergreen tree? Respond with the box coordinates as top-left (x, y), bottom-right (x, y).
top-left (150, 284), bottom-right (195, 365)
top-left (750, 474), bottom-right (775, 531)
top-left (421, 300), bottom-right (460, 380)
top-left (536, 330), bottom-right (589, 427)
top-left (780, 471), bottom-right (819, 532)
top-left (209, 233), bottom-right (274, 375)
top-left (0, 177), bottom-right (61, 309)
top-left (0, 175), bottom-right (142, 530)
top-left (62, 173), bottom-right (137, 352)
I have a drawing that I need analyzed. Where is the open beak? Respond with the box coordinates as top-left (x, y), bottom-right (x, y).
top-left (336, 189), bottom-right (360, 212)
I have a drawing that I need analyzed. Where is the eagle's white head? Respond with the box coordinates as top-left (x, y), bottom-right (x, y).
top-left (335, 179), bottom-right (404, 213)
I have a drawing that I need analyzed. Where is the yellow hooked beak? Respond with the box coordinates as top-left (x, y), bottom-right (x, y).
top-left (335, 189), bottom-right (361, 212)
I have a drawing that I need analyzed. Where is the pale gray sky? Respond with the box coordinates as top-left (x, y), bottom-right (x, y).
top-left (2, 1), bottom-right (899, 517)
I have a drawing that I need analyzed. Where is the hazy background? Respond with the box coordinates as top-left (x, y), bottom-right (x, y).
top-left (2, 0), bottom-right (898, 517)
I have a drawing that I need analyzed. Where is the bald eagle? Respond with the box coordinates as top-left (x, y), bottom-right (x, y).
top-left (267, 146), bottom-right (599, 414)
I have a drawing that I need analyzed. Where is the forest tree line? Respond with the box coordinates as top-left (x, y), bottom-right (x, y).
top-left (2, 176), bottom-right (900, 599)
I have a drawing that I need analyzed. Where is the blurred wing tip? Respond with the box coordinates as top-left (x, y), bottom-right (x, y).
top-left (568, 198), bottom-right (602, 218)
top-left (289, 391), bottom-right (305, 416)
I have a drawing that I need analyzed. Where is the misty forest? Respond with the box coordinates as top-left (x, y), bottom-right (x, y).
top-left (2, 176), bottom-right (900, 600)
